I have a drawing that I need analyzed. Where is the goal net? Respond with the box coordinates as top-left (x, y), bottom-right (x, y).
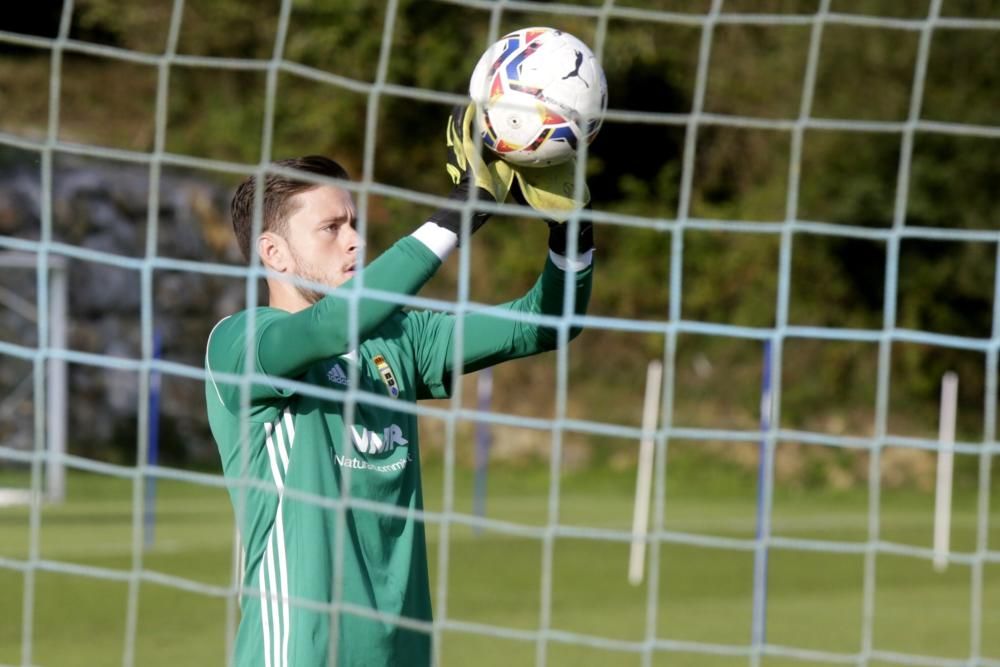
top-left (0, 1), bottom-right (997, 666)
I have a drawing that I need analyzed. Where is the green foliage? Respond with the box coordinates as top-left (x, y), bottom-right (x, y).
top-left (0, 0), bottom-right (996, 480)
top-left (682, 229), bottom-right (781, 327)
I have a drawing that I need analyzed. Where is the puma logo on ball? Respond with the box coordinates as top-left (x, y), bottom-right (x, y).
top-left (562, 51), bottom-right (590, 88)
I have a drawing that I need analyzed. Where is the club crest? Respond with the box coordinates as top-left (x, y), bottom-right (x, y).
top-left (372, 354), bottom-right (400, 398)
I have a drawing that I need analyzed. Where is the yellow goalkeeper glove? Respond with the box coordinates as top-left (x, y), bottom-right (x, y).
top-left (509, 159), bottom-right (594, 257)
top-left (429, 104), bottom-right (515, 240)
top-left (510, 159), bottom-right (590, 224)
top-left (444, 103), bottom-right (514, 204)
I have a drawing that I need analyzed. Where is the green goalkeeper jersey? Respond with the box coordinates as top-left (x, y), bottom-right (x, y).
top-left (205, 236), bottom-right (592, 666)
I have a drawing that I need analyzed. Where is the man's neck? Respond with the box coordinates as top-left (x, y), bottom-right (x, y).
top-left (266, 280), bottom-right (311, 314)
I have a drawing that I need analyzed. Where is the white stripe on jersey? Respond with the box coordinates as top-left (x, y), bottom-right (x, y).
top-left (275, 499), bottom-right (291, 667)
top-left (282, 408), bottom-right (296, 443)
top-left (262, 425), bottom-right (283, 665)
top-left (263, 423), bottom-right (284, 492)
top-left (261, 413), bottom-right (296, 667)
top-left (273, 418), bottom-right (290, 471)
top-left (259, 557), bottom-right (272, 667)
top-left (277, 413), bottom-right (295, 667)
top-left (265, 541), bottom-right (281, 667)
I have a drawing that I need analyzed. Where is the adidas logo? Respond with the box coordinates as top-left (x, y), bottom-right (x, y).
top-left (327, 364), bottom-right (348, 386)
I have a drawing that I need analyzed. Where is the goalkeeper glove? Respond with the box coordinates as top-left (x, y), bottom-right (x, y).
top-left (427, 104), bottom-right (514, 240)
top-left (510, 161), bottom-right (594, 257)
top-left (510, 159), bottom-right (590, 224)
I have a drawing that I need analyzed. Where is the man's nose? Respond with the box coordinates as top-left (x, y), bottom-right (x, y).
top-left (346, 224), bottom-right (364, 253)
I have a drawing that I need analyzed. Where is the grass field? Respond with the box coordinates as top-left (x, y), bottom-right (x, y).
top-left (0, 462), bottom-right (998, 667)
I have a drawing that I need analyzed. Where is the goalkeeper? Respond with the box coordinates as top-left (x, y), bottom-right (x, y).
top-left (204, 104), bottom-right (594, 667)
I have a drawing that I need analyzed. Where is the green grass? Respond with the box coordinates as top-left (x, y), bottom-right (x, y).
top-left (0, 465), bottom-right (998, 666)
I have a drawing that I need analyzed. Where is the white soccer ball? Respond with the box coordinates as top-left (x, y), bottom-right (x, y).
top-left (469, 27), bottom-right (608, 168)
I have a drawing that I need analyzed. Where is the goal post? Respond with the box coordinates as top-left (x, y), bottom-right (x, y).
top-left (0, 251), bottom-right (68, 505)
top-left (628, 359), bottom-right (663, 586)
top-left (933, 371), bottom-right (958, 572)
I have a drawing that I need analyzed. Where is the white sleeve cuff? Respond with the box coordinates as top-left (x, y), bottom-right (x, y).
top-left (549, 248), bottom-right (594, 271)
top-left (411, 222), bottom-right (458, 261)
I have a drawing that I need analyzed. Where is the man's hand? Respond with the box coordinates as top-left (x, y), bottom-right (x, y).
top-left (510, 159), bottom-right (590, 224)
top-left (428, 104), bottom-right (514, 241)
top-left (445, 104), bottom-right (514, 203)
top-left (510, 160), bottom-right (594, 258)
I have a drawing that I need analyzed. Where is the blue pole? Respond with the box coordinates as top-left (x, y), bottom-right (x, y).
top-left (473, 368), bottom-right (493, 536)
top-left (751, 340), bottom-right (773, 645)
top-left (144, 329), bottom-right (162, 550)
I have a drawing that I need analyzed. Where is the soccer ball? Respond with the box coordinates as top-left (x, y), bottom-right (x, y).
top-left (469, 27), bottom-right (608, 168)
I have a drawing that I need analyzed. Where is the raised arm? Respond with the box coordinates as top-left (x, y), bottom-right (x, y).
top-left (405, 219), bottom-right (595, 400)
top-left (254, 235), bottom-right (441, 378)
top-left (444, 142), bottom-right (598, 373)
top-left (206, 233), bottom-right (445, 409)
top-left (452, 248), bottom-right (593, 372)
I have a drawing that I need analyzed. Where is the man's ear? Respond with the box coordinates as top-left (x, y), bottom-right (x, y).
top-left (257, 232), bottom-right (289, 272)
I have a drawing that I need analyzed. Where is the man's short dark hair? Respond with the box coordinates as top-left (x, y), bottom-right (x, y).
top-left (230, 155), bottom-right (350, 262)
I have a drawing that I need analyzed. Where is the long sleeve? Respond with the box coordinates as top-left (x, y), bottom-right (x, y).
top-left (206, 236), bottom-right (441, 410)
top-left (255, 236), bottom-right (440, 377)
top-left (403, 254), bottom-right (594, 399)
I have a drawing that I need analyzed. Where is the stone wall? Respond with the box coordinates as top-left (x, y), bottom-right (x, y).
top-left (0, 155), bottom-right (244, 465)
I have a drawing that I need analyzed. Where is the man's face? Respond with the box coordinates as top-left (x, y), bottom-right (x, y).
top-left (282, 184), bottom-right (360, 303)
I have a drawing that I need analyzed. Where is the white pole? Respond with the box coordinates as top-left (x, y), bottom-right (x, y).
top-left (933, 371), bottom-right (958, 572)
top-left (629, 360), bottom-right (663, 586)
top-left (46, 264), bottom-right (68, 503)
top-left (0, 252), bottom-right (67, 503)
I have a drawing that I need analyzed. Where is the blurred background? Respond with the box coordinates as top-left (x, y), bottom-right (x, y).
top-left (1, 0), bottom-right (996, 484)
top-left (0, 1), bottom-right (999, 665)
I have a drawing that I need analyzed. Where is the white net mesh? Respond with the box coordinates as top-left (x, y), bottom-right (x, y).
top-left (0, 1), bottom-right (998, 665)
